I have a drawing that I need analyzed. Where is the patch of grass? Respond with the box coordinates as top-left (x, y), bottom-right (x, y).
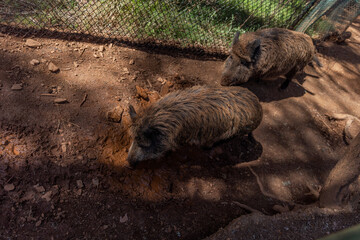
top-left (1, 0), bottom-right (309, 49)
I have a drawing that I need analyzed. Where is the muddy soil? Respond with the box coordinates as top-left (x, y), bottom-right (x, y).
top-left (1, 18), bottom-right (360, 240)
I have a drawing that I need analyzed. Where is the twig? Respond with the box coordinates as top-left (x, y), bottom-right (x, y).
top-left (147, 79), bottom-right (153, 88)
top-left (55, 119), bottom-right (61, 134)
top-left (249, 166), bottom-right (292, 203)
top-left (80, 93), bottom-right (88, 107)
top-left (40, 93), bottom-right (57, 97)
top-left (232, 201), bottom-right (264, 214)
top-left (234, 159), bottom-right (261, 168)
top-left (78, 48), bottom-right (86, 58)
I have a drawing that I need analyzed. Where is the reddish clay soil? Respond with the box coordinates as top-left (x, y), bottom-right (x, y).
top-left (1, 18), bottom-right (360, 240)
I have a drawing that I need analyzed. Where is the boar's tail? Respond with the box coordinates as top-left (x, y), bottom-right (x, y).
top-left (313, 55), bottom-right (322, 67)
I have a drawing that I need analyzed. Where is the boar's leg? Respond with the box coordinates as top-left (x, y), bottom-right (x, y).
top-left (280, 66), bottom-right (300, 90)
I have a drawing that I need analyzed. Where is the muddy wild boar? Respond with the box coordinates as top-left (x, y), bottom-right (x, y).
top-left (127, 85), bottom-right (263, 168)
top-left (221, 28), bottom-right (322, 89)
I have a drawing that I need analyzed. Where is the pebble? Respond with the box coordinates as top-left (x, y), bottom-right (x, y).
top-left (99, 46), bottom-right (105, 52)
top-left (129, 59), bottom-right (134, 65)
top-left (41, 191), bottom-right (52, 202)
top-left (107, 106), bottom-right (124, 123)
top-left (4, 183), bottom-right (15, 191)
top-left (48, 62), bottom-right (59, 73)
top-left (35, 220), bottom-right (42, 227)
top-left (25, 39), bottom-right (41, 48)
top-left (54, 98), bottom-right (68, 104)
top-left (136, 85), bottom-right (149, 100)
top-left (76, 180), bottom-right (84, 189)
top-left (34, 185), bottom-right (45, 193)
top-left (30, 59), bottom-right (40, 65)
top-left (120, 213), bottom-right (128, 223)
top-left (92, 178), bottom-right (99, 187)
top-left (11, 84), bottom-right (23, 91)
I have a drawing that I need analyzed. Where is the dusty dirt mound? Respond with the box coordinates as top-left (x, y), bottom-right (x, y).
top-left (1, 18), bottom-right (360, 240)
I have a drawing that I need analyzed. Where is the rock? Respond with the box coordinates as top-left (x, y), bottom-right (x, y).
top-left (61, 142), bottom-right (67, 153)
top-left (120, 213), bottom-right (128, 223)
top-left (76, 180), bottom-right (84, 189)
top-left (35, 220), bottom-right (42, 227)
top-left (41, 191), bottom-right (52, 202)
top-left (123, 67), bottom-right (129, 75)
top-left (34, 185), bottom-right (45, 193)
top-left (20, 191), bottom-right (35, 202)
top-left (54, 98), bottom-right (68, 104)
top-left (73, 61), bottom-right (79, 67)
top-left (11, 84), bottom-right (23, 91)
top-left (160, 83), bottom-right (170, 96)
top-left (129, 59), bottom-right (135, 65)
top-left (48, 62), bottom-right (59, 73)
top-left (148, 91), bottom-right (161, 104)
top-left (157, 77), bottom-right (166, 85)
top-left (99, 45), bottom-right (105, 52)
top-left (4, 183), bottom-right (15, 191)
top-left (136, 85), bottom-right (149, 100)
top-left (92, 178), bottom-right (99, 187)
top-left (344, 120), bottom-right (360, 144)
top-left (25, 39), bottom-right (41, 48)
top-left (30, 59), bottom-right (40, 66)
top-left (107, 106), bottom-right (124, 123)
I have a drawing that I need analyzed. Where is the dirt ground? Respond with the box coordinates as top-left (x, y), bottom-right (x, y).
top-left (1, 18), bottom-right (360, 239)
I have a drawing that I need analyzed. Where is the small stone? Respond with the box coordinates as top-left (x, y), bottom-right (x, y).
top-left (99, 46), bottom-right (105, 52)
top-left (20, 191), bottom-right (35, 202)
top-left (136, 86), bottom-right (149, 100)
top-left (92, 178), bottom-right (99, 187)
top-left (30, 59), bottom-right (40, 65)
top-left (73, 61), bottom-right (79, 67)
top-left (129, 59), bottom-right (134, 65)
top-left (61, 143), bottom-right (67, 153)
top-left (34, 185), bottom-right (45, 193)
top-left (35, 220), bottom-right (42, 227)
top-left (54, 98), bottom-right (68, 104)
top-left (102, 225), bottom-right (109, 230)
top-left (76, 180), bottom-right (84, 189)
top-left (40, 58), bottom-right (47, 63)
top-left (123, 67), bottom-right (129, 75)
top-left (160, 84), bottom-right (169, 96)
top-left (114, 96), bottom-right (121, 101)
top-left (41, 191), bottom-right (52, 202)
top-left (48, 62), bottom-right (59, 73)
top-left (77, 155), bottom-right (84, 161)
top-left (148, 91), bottom-right (161, 104)
top-left (120, 213), bottom-right (128, 223)
top-left (75, 189), bottom-right (82, 196)
top-left (157, 77), bottom-right (166, 85)
top-left (107, 106), bottom-right (124, 123)
top-left (11, 84), bottom-right (22, 91)
top-left (25, 39), bottom-right (41, 48)
top-left (4, 183), bottom-right (15, 191)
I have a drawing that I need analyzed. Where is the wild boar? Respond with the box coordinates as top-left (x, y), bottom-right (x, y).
top-left (127, 85), bottom-right (262, 167)
top-left (221, 28), bottom-right (321, 89)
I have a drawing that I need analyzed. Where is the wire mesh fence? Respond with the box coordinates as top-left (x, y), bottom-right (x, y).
top-left (303, 0), bottom-right (360, 40)
top-left (0, 0), bottom-right (318, 55)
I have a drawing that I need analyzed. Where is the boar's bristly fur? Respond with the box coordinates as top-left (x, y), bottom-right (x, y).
top-left (127, 85), bottom-right (262, 167)
top-left (221, 28), bottom-right (319, 89)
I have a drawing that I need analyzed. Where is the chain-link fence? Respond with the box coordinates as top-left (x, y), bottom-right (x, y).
top-left (302, 0), bottom-right (360, 40)
top-left (0, 0), bottom-right (358, 56)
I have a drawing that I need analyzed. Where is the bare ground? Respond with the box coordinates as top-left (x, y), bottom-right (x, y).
top-left (1, 18), bottom-right (360, 240)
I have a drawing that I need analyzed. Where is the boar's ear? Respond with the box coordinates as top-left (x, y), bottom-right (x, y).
top-left (249, 39), bottom-right (261, 61)
top-left (128, 104), bottom-right (137, 121)
top-left (231, 31), bottom-right (240, 47)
